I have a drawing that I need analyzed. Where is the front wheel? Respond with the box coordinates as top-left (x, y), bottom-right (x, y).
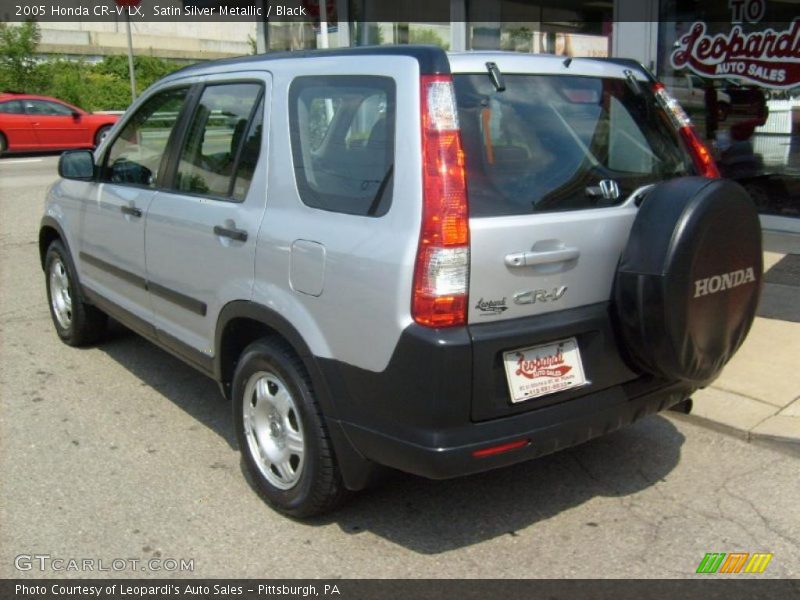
top-left (45, 240), bottom-right (107, 346)
top-left (232, 339), bottom-right (346, 517)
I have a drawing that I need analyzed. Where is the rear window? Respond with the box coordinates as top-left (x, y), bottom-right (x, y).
top-left (453, 74), bottom-right (691, 217)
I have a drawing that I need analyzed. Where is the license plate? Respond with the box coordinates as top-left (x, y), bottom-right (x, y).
top-left (503, 337), bottom-right (587, 403)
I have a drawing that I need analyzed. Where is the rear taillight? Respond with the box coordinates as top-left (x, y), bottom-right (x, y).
top-left (653, 82), bottom-right (720, 179)
top-left (412, 75), bottom-right (470, 328)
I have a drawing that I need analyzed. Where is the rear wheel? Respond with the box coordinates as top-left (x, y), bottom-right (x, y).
top-left (0, 132), bottom-right (7, 156)
top-left (232, 338), bottom-right (346, 517)
top-left (45, 240), bottom-right (107, 346)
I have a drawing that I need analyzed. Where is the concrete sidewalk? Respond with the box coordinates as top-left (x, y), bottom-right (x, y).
top-left (683, 245), bottom-right (800, 446)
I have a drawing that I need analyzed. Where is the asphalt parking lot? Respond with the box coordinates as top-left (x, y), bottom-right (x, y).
top-left (1, 154), bottom-right (799, 579)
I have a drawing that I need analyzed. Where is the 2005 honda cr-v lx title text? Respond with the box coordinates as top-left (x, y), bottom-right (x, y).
top-left (39, 46), bottom-right (763, 517)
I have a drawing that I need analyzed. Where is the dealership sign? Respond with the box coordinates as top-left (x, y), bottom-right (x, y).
top-left (671, 20), bottom-right (800, 89)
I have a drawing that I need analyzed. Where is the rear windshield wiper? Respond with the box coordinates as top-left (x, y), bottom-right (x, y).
top-left (367, 165), bottom-right (394, 216)
top-left (624, 69), bottom-right (643, 96)
top-left (486, 62), bottom-right (506, 92)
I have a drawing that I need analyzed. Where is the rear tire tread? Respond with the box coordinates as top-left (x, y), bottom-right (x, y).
top-left (234, 338), bottom-right (346, 518)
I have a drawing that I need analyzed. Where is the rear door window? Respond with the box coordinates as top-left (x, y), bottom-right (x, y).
top-left (453, 74), bottom-right (691, 217)
top-left (173, 82), bottom-right (263, 201)
top-left (289, 76), bottom-right (395, 217)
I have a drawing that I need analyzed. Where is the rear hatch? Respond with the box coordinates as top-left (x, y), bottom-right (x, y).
top-left (449, 56), bottom-right (694, 420)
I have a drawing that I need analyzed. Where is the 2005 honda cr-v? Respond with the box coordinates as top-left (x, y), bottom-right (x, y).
top-left (40, 46), bottom-right (763, 517)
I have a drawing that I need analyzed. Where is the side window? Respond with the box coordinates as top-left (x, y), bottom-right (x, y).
top-left (231, 98), bottom-right (264, 201)
top-left (103, 87), bottom-right (188, 188)
top-left (0, 100), bottom-right (23, 114)
top-left (24, 100), bottom-right (73, 116)
top-left (289, 76), bottom-right (395, 217)
top-left (174, 83), bottom-right (262, 200)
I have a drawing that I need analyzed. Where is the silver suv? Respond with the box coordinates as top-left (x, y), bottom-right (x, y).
top-left (39, 47), bottom-right (763, 517)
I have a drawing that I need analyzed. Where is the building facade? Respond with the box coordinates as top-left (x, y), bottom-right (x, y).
top-left (36, 21), bottom-right (257, 62)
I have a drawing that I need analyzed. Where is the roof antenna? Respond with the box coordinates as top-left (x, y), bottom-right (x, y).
top-left (486, 62), bottom-right (505, 92)
top-left (563, 57), bottom-right (572, 68)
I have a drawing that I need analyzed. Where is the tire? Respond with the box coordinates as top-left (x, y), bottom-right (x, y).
top-left (44, 240), bottom-right (107, 346)
top-left (94, 125), bottom-right (112, 147)
top-left (232, 338), bottom-right (346, 517)
top-left (0, 132), bottom-right (7, 156)
top-left (615, 177), bottom-right (762, 385)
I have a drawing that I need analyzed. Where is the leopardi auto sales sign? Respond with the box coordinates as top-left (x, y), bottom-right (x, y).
top-left (670, 20), bottom-right (800, 89)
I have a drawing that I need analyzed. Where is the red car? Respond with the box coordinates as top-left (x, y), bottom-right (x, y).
top-left (0, 93), bottom-right (118, 155)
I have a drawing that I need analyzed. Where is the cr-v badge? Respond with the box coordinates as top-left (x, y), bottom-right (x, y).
top-left (514, 287), bottom-right (567, 305)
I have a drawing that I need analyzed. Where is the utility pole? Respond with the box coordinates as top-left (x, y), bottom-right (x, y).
top-left (115, 0), bottom-right (140, 104)
top-left (125, 10), bottom-right (137, 102)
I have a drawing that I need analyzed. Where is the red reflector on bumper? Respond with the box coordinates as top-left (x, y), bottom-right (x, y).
top-left (471, 439), bottom-right (530, 458)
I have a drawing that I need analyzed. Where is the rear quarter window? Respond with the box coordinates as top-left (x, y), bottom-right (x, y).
top-left (453, 74), bottom-right (691, 217)
top-left (289, 76), bottom-right (395, 217)
top-left (0, 100), bottom-right (23, 114)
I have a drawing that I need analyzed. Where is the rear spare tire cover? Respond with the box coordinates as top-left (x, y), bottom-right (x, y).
top-left (615, 177), bottom-right (762, 385)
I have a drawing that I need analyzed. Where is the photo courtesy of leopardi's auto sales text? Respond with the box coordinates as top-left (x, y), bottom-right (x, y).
top-left (0, 0), bottom-right (798, 598)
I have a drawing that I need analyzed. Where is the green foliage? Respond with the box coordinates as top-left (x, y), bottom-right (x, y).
top-left (0, 21), bottom-right (191, 111)
top-left (95, 54), bottom-right (189, 95)
top-left (43, 62), bottom-right (132, 111)
top-left (0, 20), bottom-right (41, 91)
top-left (409, 28), bottom-right (449, 50)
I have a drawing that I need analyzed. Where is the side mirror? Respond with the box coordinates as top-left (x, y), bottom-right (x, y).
top-left (71, 110), bottom-right (81, 119)
top-left (59, 150), bottom-right (95, 180)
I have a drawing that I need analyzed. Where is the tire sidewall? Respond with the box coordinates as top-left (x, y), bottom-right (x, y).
top-left (232, 341), bottom-right (326, 515)
top-left (0, 132), bottom-right (7, 155)
top-left (45, 240), bottom-right (79, 342)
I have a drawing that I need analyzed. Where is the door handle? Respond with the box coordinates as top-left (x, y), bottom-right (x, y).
top-left (213, 225), bottom-right (248, 242)
top-left (120, 205), bottom-right (142, 218)
top-left (505, 247), bottom-right (580, 267)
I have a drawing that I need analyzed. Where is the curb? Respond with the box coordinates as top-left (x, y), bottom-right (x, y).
top-left (668, 412), bottom-right (800, 455)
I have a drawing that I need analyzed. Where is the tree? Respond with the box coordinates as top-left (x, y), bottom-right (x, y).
top-left (0, 20), bottom-right (41, 91)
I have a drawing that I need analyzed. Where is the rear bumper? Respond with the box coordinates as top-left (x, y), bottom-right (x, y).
top-left (315, 313), bottom-right (693, 486)
top-left (331, 379), bottom-right (690, 480)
